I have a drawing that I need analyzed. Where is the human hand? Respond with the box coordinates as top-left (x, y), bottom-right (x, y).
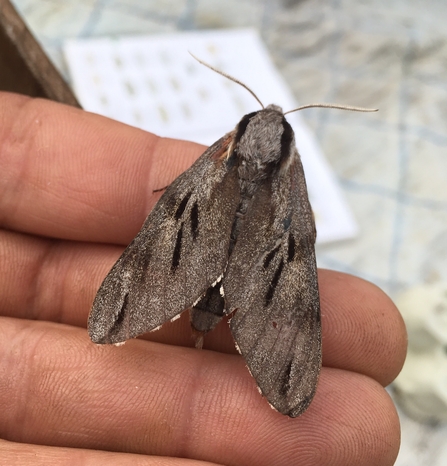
top-left (0, 92), bottom-right (406, 465)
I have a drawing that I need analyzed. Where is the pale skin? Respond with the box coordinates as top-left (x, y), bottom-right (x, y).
top-left (0, 92), bottom-right (407, 466)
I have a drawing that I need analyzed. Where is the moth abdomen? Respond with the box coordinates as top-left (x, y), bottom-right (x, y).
top-left (190, 282), bottom-right (226, 336)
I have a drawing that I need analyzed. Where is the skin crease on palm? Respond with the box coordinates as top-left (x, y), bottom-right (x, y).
top-left (0, 92), bottom-right (407, 466)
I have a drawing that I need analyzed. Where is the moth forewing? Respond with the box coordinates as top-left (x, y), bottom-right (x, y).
top-left (88, 134), bottom-right (240, 344)
top-left (222, 133), bottom-right (321, 417)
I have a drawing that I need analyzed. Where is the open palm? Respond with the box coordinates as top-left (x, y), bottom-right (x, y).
top-left (0, 93), bottom-right (406, 466)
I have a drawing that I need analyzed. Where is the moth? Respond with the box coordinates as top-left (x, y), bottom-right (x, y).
top-left (88, 55), bottom-right (377, 417)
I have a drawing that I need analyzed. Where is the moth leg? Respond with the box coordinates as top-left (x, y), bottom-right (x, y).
top-left (152, 184), bottom-right (168, 193)
top-left (190, 282), bottom-right (225, 348)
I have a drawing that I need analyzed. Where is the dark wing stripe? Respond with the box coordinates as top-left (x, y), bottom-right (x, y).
top-left (234, 111), bottom-right (258, 145)
top-left (263, 244), bottom-right (281, 269)
top-left (287, 235), bottom-right (296, 262)
top-left (175, 192), bottom-right (192, 220)
top-left (190, 202), bottom-right (199, 240)
top-left (278, 360), bottom-right (293, 397)
top-left (280, 118), bottom-right (293, 162)
top-left (171, 223), bottom-right (183, 271)
top-left (103, 292), bottom-right (129, 343)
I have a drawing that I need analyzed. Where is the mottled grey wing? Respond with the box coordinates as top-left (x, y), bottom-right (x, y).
top-left (89, 133), bottom-right (240, 344)
top-left (222, 148), bottom-right (321, 417)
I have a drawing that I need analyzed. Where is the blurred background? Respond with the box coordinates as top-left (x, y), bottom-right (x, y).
top-left (3, 0), bottom-right (447, 463)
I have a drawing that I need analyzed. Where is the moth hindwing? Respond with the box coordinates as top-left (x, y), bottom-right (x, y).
top-left (88, 103), bottom-right (321, 418)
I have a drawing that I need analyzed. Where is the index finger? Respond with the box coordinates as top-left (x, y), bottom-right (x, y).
top-left (0, 92), bottom-right (203, 243)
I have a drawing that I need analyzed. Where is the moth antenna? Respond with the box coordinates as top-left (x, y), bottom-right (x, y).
top-left (284, 103), bottom-right (378, 115)
top-left (189, 52), bottom-right (265, 109)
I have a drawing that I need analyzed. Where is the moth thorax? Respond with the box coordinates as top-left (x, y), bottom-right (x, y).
top-left (237, 108), bottom-right (291, 182)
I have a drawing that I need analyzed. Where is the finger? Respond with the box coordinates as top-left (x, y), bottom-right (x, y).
top-left (0, 318), bottom-right (399, 466)
top-left (0, 92), bottom-right (203, 243)
top-left (319, 269), bottom-right (407, 386)
top-left (0, 228), bottom-right (406, 385)
top-left (0, 440), bottom-right (220, 466)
